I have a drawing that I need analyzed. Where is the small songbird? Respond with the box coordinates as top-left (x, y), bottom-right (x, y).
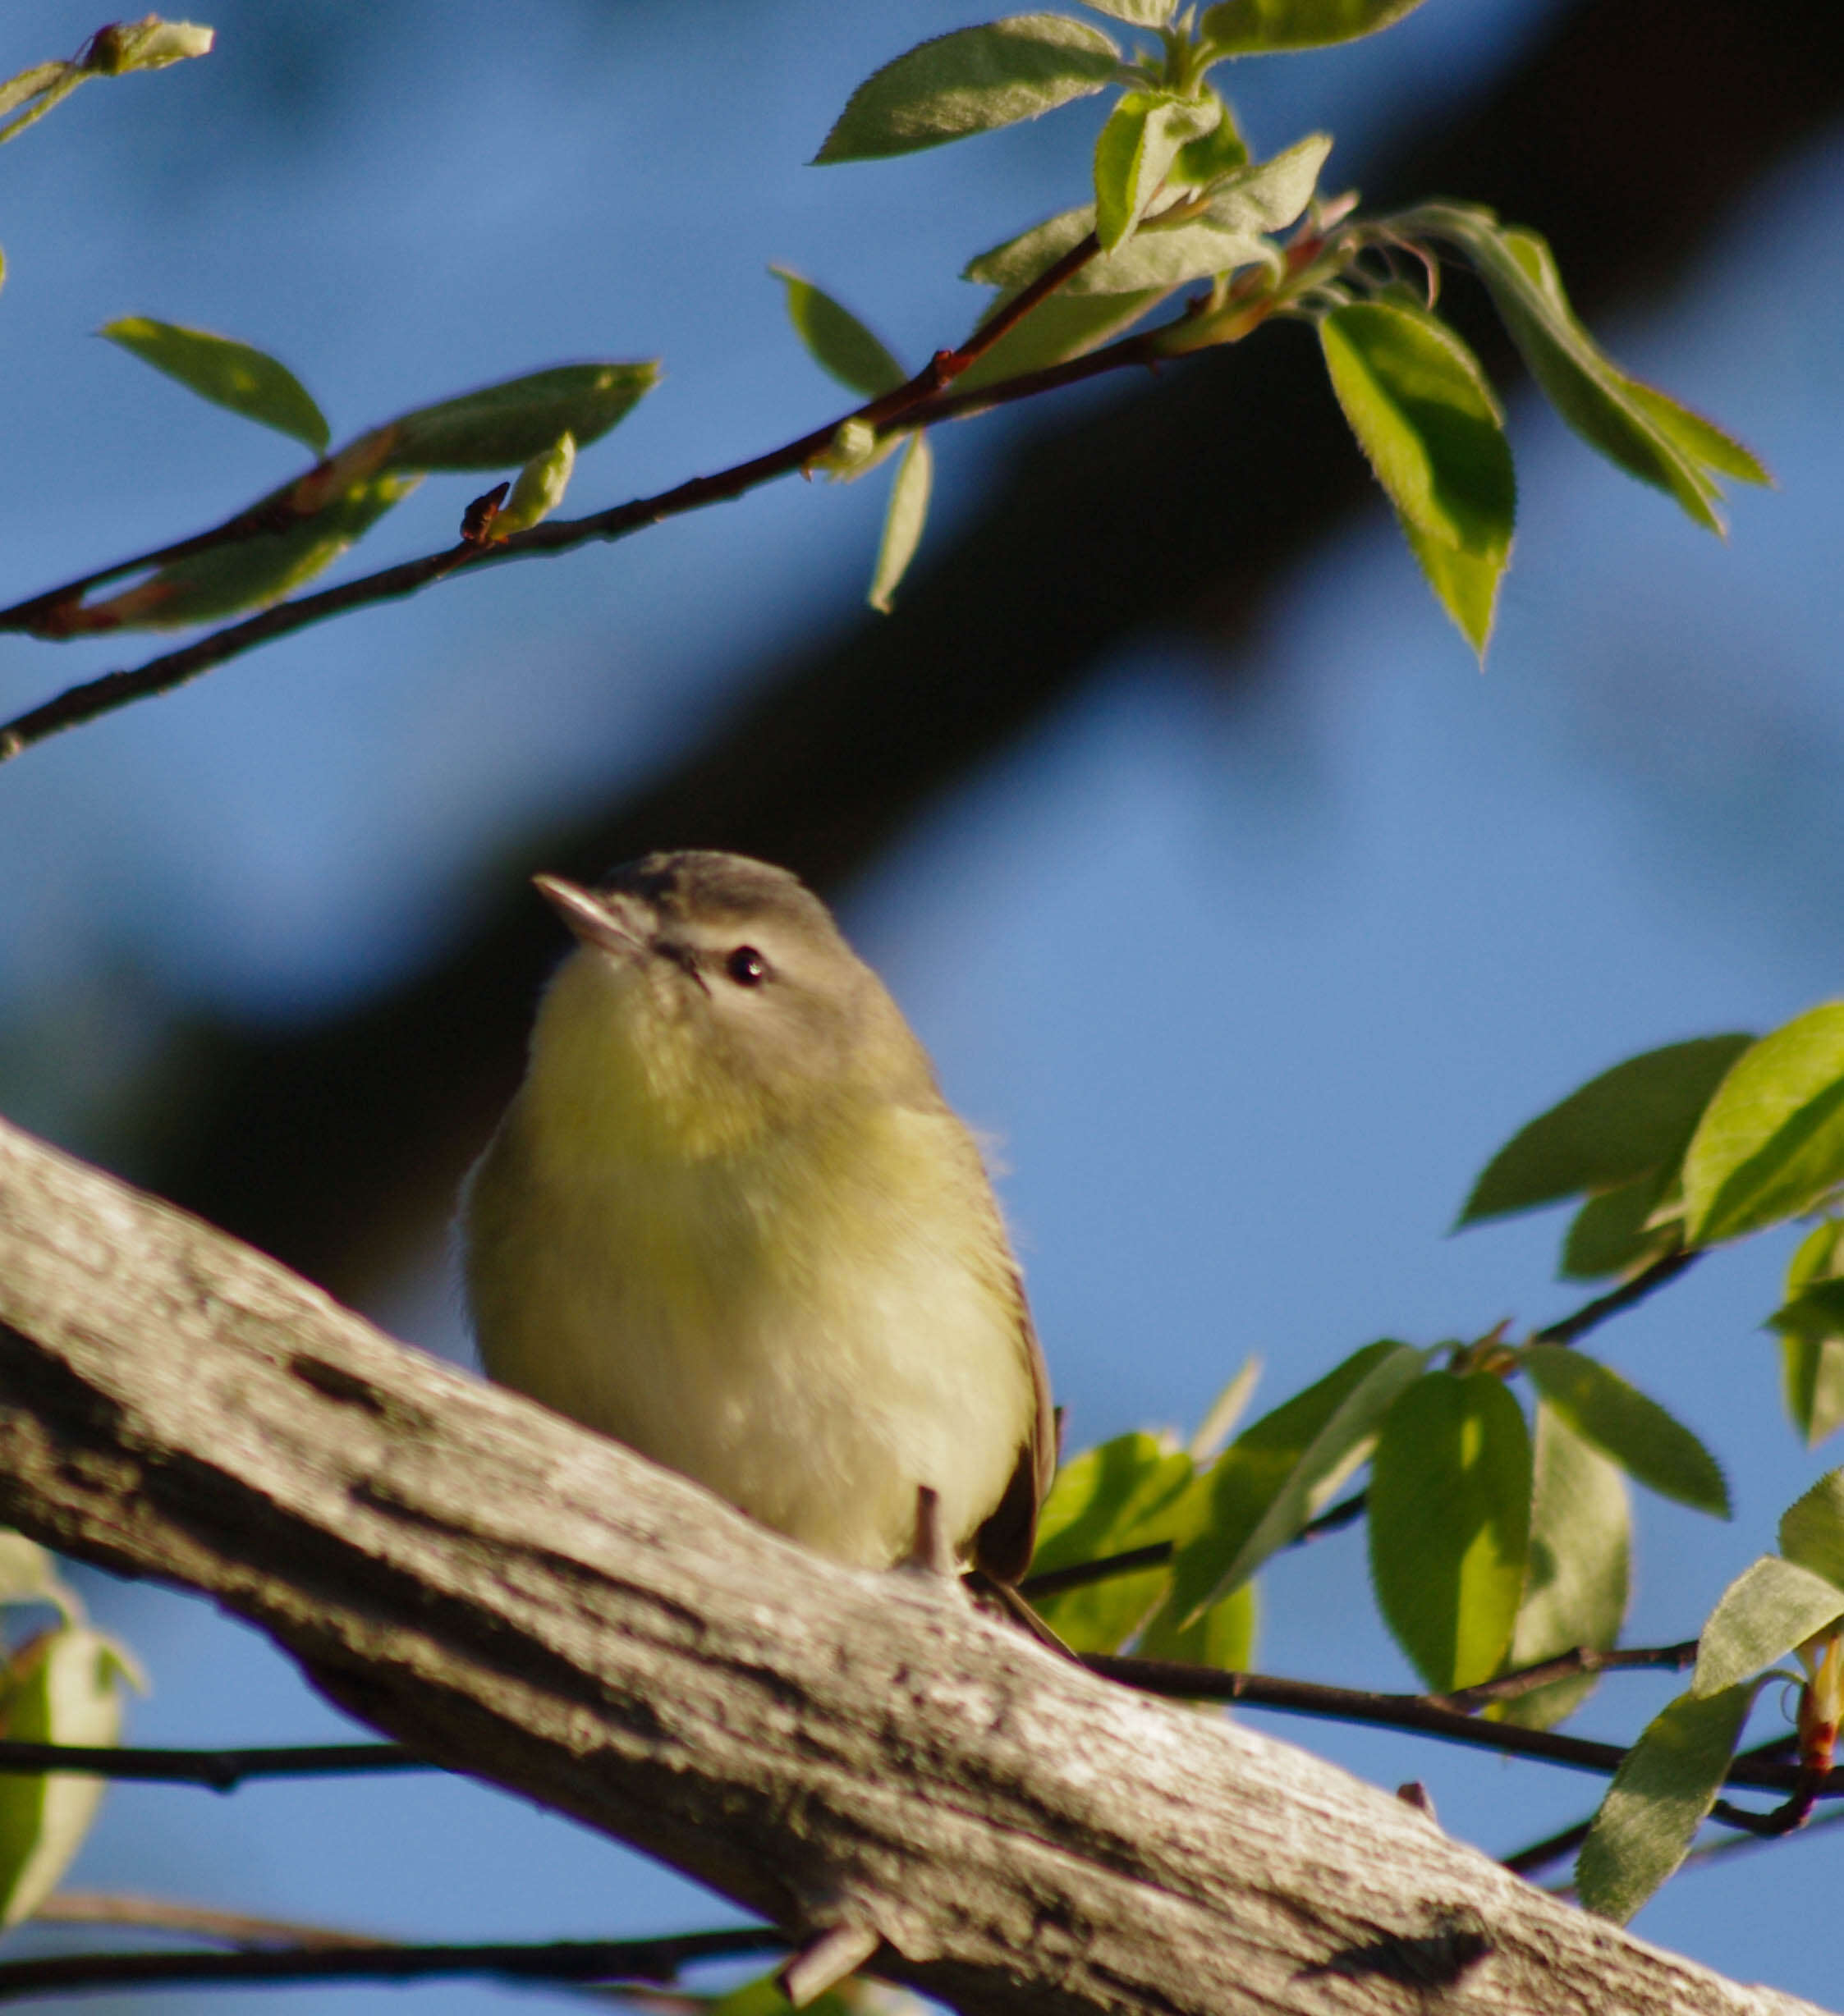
top-left (461, 850), bottom-right (1054, 1583)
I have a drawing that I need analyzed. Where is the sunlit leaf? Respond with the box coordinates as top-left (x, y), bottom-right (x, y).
top-left (1775, 1235), bottom-right (1844, 1446)
top-left (1458, 1035), bottom-right (1752, 1226)
top-left (1200, 0), bottom-right (1433, 54)
top-left (1497, 1404), bottom-right (1629, 1730)
top-left (1137, 1576), bottom-right (1258, 1681)
top-left (1517, 1346), bottom-right (1728, 1517)
top-left (1092, 92), bottom-right (1218, 250)
top-left (868, 433), bottom-right (932, 613)
top-left (1080, 0), bottom-right (1177, 22)
top-left (386, 362), bottom-right (658, 470)
top-left (1029, 1432), bottom-right (1191, 1653)
top-left (1692, 1555), bottom-right (1844, 1696)
top-left (769, 268), bottom-right (906, 398)
top-left (1168, 91), bottom-right (1249, 186)
top-left (1561, 1167), bottom-right (1681, 1283)
top-left (493, 433), bottom-right (576, 535)
top-left (0, 1628), bottom-right (141, 1929)
top-left (815, 16), bottom-right (1121, 163)
top-left (1576, 1681), bottom-right (1760, 1922)
top-left (953, 289), bottom-right (1176, 392)
top-left (102, 317), bottom-right (329, 453)
top-left (1681, 1005), bottom-right (1844, 1245)
top-left (1369, 1371), bottom-right (1532, 1691)
top-left (1162, 1340), bottom-right (1425, 1626)
top-left (0, 1535), bottom-right (78, 1622)
top-left (1777, 1470), bottom-right (1844, 1592)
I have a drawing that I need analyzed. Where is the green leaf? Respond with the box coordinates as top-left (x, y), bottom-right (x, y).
top-left (0, 21), bottom-right (210, 147)
top-left (101, 318), bottom-right (329, 454)
top-left (1200, 0), bottom-right (1432, 55)
top-left (1416, 207), bottom-right (1739, 534)
top-left (1458, 1035), bottom-right (1753, 1226)
top-left (1561, 1166), bottom-right (1681, 1282)
top-left (814, 16), bottom-right (1121, 163)
top-left (1168, 92), bottom-right (1249, 186)
top-left (1777, 1470), bottom-right (1844, 1592)
top-left (1319, 300), bottom-right (1513, 653)
top-left (1029, 1432), bottom-right (1192, 1654)
top-left (953, 289), bottom-right (1177, 392)
top-left (1774, 1240), bottom-right (1844, 1446)
top-left (1162, 1340), bottom-right (1426, 1627)
top-left (768, 268), bottom-right (906, 398)
top-left (1622, 382), bottom-right (1769, 488)
top-left (1138, 1576), bottom-right (1258, 1678)
top-left (868, 433), bottom-right (932, 614)
top-left (1693, 1555), bottom-right (1844, 1696)
top-left (1576, 1681), bottom-right (1760, 1922)
top-left (1398, 520), bottom-right (1503, 659)
top-left (0, 1627), bottom-right (140, 1928)
top-left (1498, 1404), bottom-right (1630, 1730)
top-left (1369, 1371), bottom-right (1532, 1692)
top-left (0, 1535), bottom-right (78, 1623)
top-left (1092, 93), bottom-right (1218, 250)
top-left (74, 472), bottom-right (417, 630)
top-left (1320, 303), bottom-right (1512, 555)
top-left (968, 132), bottom-right (1329, 296)
top-left (1516, 1347), bottom-right (1728, 1518)
top-left (1682, 1005), bottom-right (1844, 1245)
top-left (1080, 0), bottom-right (1177, 22)
top-left (494, 433), bottom-right (576, 535)
top-left (1190, 1354), bottom-right (1263, 1462)
top-left (386, 362), bottom-right (659, 471)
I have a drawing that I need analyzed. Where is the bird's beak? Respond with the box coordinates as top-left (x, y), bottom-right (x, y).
top-left (533, 874), bottom-right (646, 959)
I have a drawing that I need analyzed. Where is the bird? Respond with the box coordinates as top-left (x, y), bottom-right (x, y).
top-left (461, 850), bottom-right (1054, 1585)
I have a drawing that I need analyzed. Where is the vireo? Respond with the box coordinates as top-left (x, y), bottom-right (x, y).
top-left (462, 850), bottom-right (1054, 1581)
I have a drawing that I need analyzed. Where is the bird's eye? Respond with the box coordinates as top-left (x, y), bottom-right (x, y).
top-left (725, 946), bottom-right (769, 987)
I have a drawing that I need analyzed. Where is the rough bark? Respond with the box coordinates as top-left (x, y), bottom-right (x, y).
top-left (0, 1114), bottom-right (1822, 2016)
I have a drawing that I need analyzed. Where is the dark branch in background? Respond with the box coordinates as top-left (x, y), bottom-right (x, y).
top-left (37, 0), bottom-right (1842, 1299)
top-left (0, 1927), bottom-right (783, 2005)
top-left (0, 1739), bottom-right (425, 1790)
top-left (1531, 1250), bottom-right (1700, 1346)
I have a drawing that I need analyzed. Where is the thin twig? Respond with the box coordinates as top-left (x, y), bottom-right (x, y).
top-left (0, 263), bottom-right (1293, 764)
top-left (1439, 1640), bottom-right (1699, 1713)
top-left (1020, 1541), bottom-right (1173, 1599)
top-left (34, 1890), bottom-right (391, 1951)
top-left (0, 1739), bottom-right (428, 1790)
top-left (1532, 1249), bottom-right (1699, 1347)
top-left (0, 1927), bottom-right (784, 2003)
top-left (1502, 1819), bottom-right (1592, 1880)
top-left (1085, 1657), bottom-right (1833, 1797)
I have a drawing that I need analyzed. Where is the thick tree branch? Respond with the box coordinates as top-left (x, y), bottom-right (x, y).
top-left (0, 1113), bottom-right (1823, 2016)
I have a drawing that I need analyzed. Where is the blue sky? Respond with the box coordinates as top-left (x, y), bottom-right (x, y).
top-left (4, 3), bottom-right (1843, 2009)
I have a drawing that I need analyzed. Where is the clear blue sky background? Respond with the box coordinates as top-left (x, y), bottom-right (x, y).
top-left (4, 2), bottom-right (1843, 2009)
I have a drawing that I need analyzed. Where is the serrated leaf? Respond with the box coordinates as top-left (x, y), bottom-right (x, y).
top-left (1459, 1035), bottom-right (1753, 1227)
top-left (1320, 303), bottom-right (1512, 556)
top-left (1497, 1405), bottom-right (1630, 1730)
top-left (1622, 382), bottom-right (1769, 488)
top-left (814, 16), bottom-right (1121, 163)
top-left (386, 362), bottom-right (658, 471)
top-left (1400, 515), bottom-right (1503, 657)
top-left (1418, 206), bottom-right (1738, 534)
top-left (1517, 1347), bottom-right (1728, 1518)
top-left (1461, 1040), bottom-right (1743, 1226)
top-left (1576, 1680), bottom-right (1759, 1922)
top-left (1369, 1371), bottom-right (1532, 1692)
top-left (1092, 93), bottom-right (1218, 250)
top-left (1561, 1166), bottom-right (1681, 1282)
top-left (1162, 1340), bottom-right (1426, 1627)
top-left (0, 1627), bottom-right (139, 1928)
top-left (1682, 1006), bottom-right (1844, 1245)
top-left (68, 472), bottom-right (417, 631)
top-left (102, 318), bottom-right (329, 454)
top-left (769, 268), bottom-right (906, 398)
top-left (1200, 0), bottom-right (1432, 54)
top-left (1777, 1471), bottom-right (1844, 1591)
top-left (1029, 1431), bottom-right (1192, 1654)
top-left (1693, 1555), bottom-right (1844, 1696)
top-left (868, 433), bottom-right (932, 614)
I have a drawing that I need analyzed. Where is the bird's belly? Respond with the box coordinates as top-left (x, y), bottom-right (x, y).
top-left (472, 1153), bottom-right (1030, 1570)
